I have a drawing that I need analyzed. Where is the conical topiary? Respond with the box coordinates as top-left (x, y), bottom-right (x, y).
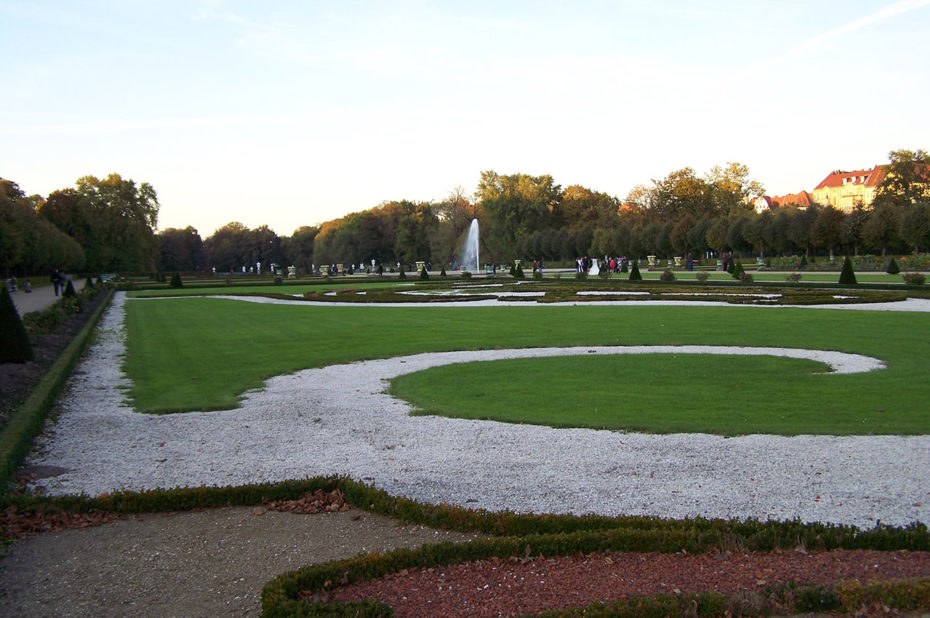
top-left (799, 254), bottom-right (808, 269)
top-left (0, 286), bottom-right (33, 363)
top-left (440, 266), bottom-right (447, 277)
top-left (838, 256), bottom-right (857, 285)
top-left (85, 276), bottom-right (95, 288)
top-left (620, 261), bottom-right (628, 273)
top-left (170, 272), bottom-right (183, 288)
top-left (62, 279), bottom-right (77, 298)
top-left (629, 260), bottom-right (642, 281)
top-left (731, 260), bottom-right (745, 280)
top-left (886, 258), bottom-right (900, 275)
top-left (419, 266), bottom-right (429, 280)
top-left (398, 268), bottom-right (407, 280)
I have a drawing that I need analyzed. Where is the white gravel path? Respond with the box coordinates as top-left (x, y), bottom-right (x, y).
top-left (25, 293), bottom-right (930, 530)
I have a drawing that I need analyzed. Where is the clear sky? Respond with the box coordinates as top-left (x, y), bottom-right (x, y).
top-left (2, 1), bottom-right (929, 237)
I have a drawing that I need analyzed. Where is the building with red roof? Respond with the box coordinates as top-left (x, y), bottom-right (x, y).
top-left (811, 165), bottom-right (888, 211)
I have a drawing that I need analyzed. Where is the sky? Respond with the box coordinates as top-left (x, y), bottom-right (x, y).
top-left (2, 1), bottom-right (929, 237)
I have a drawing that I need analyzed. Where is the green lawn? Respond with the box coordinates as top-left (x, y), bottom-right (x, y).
top-left (128, 280), bottom-right (406, 297)
top-left (123, 298), bottom-right (930, 435)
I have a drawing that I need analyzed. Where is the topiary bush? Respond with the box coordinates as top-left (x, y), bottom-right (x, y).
top-left (887, 258), bottom-right (900, 274)
top-left (739, 271), bottom-right (754, 284)
top-left (574, 271), bottom-right (587, 280)
top-left (903, 272), bottom-right (926, 285)
top-left (440, 266), bottom-right (447, 277)
top-left (459, 270), bottom-right (471, 279)
top-left (398, 269), bottom-right (407, 280)
top-left (532, 270), bottom-right (543, 280)
top-left (838, 256), bottom-right (858, 285)
top-left (659, 268), bottom-right (675, 282)
top-left (273, 276), bottom-right (283, 285)
top-left (419, 267), bottom-right (429, 280)
top-left (513, 265), bottom-right (525, 279)
top-left (695, 271), bottom-right (709, 283)
top-left (629, 260), bottom-right (642, 281)
top-left (731, 261), bottom-right (745, 280)
top-left (786, 272), bottom-right (802, 283)
top-left (799, 254), bottom-right (808, 269)
top-left (170, 272), bottom-right (183, 288)
top-left (620, 261), bottom-right (628, 273)
top-left (0, 287), bottom-right (34, 363)
top-left (62, 279), bottom-right (77, 298)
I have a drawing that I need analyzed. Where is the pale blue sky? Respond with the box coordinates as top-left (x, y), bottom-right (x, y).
top-left (2, 1), bottom-right (928, 236)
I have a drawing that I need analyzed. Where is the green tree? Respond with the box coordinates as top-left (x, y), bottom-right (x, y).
top-left (282, 225), bottom-right (319, 272)
top-left (861, 203), bottom-right (901, 257)
top-left (39, 173), bottom-right (159, 271)
top-left (477, 171), bottom-right (560, 260)
top-left (874, 149), bottom-right (930, 206)
top-left (157, 226), bottom-right (203, 272)
top-left (898, 201), bottom-right (930, 253)
top-left (809, 206), bottom-right (845, 256)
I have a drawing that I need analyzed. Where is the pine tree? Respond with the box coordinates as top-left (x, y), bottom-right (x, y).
top-left (0, 287), bottom-right (33, 363)
top-left (629, 260), bottom-right (642, 281)
top-left (731, 261), bottom-right (745, 280)
top-left (838, 256), bottom-right (858, 285)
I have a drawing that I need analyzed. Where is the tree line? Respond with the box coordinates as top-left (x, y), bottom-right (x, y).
top-left (2, 149), bottom-right (928, 277)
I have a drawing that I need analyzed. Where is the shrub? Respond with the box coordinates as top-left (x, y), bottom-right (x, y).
top-left (169, 272), bottom-right (183, 288)
top-left (85, 276), bottom-right (95, 289)
top-left (419, 267), bottom-right (429, 281)
top-left (629, 260), bottom-right (642, 281)
top-left (739, 271), bottom-right (754, 284)
top-left (513, 265), bottom-right (525, 279)
top-left (598, 269), bottom-right (610, 279)
top-left (620, 261), bottom-right (628, 273)
top-left (903, 272), bottom-right (926, 285)
top-left (574, 271), bottom-right (587, 280)
top-left (532, 270), bottom-right (543, 281)
top-left (887, 258), bottom-right (901, 274)
top-left (799, 254), bottom-right (808, 269)
top-left (459, 270), bottom-right (472, 279)
top-left (786, 272), bottom-right (802, 283)
top-left (695, 271), bottom-right (709, 283)
top-left (440, 266), bottom-right (447, 277)
top-left (0, 287), bottom-right (33, 363)
top-left (838, 256), bottom-right (857, 285)
top-left (731, 261), bottom-right (745, 280)
top-left (659, 268), bottom-right (675, 282)
top-left (273, 276), bottom-right (283, 285)
top-left (62, 279), bottom-right (77, 298)
top-left (398, 269), bottom-right (407, 280)
top-left (224, 277), bottom-right (232, 286)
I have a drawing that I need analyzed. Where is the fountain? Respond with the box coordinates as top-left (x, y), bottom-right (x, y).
top-left (459, 219), bottom-right (480, 272)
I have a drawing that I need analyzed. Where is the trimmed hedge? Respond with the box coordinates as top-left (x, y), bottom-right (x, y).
top-left (0, 289), bottom-right (113, 489)
top-left (0, 287), bottom-right (33, 363)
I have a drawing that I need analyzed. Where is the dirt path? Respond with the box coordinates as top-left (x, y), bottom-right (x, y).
top-left (0, 507), bottom-right (479, 617)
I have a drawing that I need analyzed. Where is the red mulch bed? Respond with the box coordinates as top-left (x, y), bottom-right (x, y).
top-left (329, 549), bottom-right (930, 616)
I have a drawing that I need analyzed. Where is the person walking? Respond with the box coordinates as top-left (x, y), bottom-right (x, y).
top-left (50, 269), bottom-right (63, 296)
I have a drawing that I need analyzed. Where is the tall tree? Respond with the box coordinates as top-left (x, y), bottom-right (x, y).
top-left (157, 227), bottom-right (204, 272)
top-left (874, 149), bottom-right (930, 206)
top-left (39, 173), bottom-right (159, 271)
top-left (476, 171), bottom-right (560, 260)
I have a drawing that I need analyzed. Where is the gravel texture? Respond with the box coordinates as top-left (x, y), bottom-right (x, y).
top-left (23, 293), bottom-right (929, 530)
top-left (0, 507), bottom-right (478, 617)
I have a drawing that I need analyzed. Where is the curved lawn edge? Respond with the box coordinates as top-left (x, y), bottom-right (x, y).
top-left (384, 345), bottom-right (885, 376)
top-left (0, 289), bottom-right (113, 489)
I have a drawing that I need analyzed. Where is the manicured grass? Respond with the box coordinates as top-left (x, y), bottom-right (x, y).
top-left (391, 354), bottom-right (892, 435)
top-left (619, 271), bottom-right (906, 283)
top-left (123, 297), bottom-right (929, 435)
top-left (127, 280), bottom-right (406, 297)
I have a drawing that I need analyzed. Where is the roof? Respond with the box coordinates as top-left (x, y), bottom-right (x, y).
top-left (814, 165), bottom-right (888, 190)
top-left (770, 191), bottom-right (812, 208)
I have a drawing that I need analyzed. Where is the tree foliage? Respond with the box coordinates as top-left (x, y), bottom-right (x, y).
top-left (38, 173), bottom-right (159, 272)
top-left (0, 178), bottom-right (84, 274)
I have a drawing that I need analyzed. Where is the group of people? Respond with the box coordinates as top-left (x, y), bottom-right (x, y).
top-left (575, 256), bottom-right (630, 274)
top-left (5, 276), bottom-right (31, 294)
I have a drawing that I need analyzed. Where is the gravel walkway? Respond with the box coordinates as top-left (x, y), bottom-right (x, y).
top-left (23, 293), bottom-right (929, 530)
